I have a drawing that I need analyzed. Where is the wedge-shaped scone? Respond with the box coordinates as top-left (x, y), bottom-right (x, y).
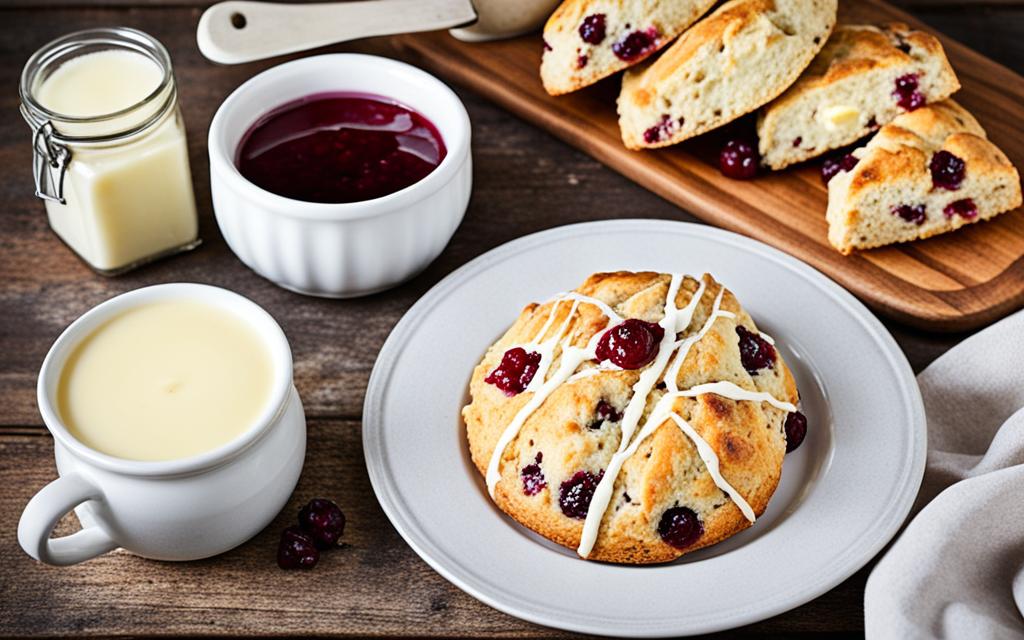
top-left (826, 100), bottom-right (1022, 254)
top-left (540, 0), bottom-right (717, 96)
top-left (618, 0), bottom-right (837, 150)
top-left (758, 23), bottom-right (960, 170)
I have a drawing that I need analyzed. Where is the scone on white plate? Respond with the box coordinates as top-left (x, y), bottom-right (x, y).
top-left (826, 100), bottom-right (1022, 254)
top-left (540, 0), bottom-right (717, 96)
top-left (617, 0), bottom-right (837, 150)
top-left (758, 23), bottom-right (960, 170)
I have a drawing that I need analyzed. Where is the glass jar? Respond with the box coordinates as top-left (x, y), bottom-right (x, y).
top-left (20, 27), bottom-right (200, 275)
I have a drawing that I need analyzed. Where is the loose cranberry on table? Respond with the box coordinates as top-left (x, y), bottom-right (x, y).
top-left (736, 326), bottom-right (776, 375)
top-left (784, 411), bottom-right (808, 453)
top-left (277, 526), bottom-right (320, 570)
top-left (299, 498), bottom-right (346, 549)
top-left (596, 319), bottom-right (665, 369)
top-left (657, 506), bottom-right (703, 549)
top-left (719, 139), bottom-right (759, 180)
top-left (485, 347), bottom-right (542, 396)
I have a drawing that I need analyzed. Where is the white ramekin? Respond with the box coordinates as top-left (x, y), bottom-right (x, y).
top-left (19, 283), bottom-right (306, 565)
top-left (208, 54), bottom-right (472, 298)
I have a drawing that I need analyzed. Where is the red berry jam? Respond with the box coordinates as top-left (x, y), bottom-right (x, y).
top-left (521, 452), bottom-right (547, 496)
top-left (657, 506), bottom-right (703, 549)
top-left (929, 150), bottom-right (965, 191)
top-left (559, 470), bottom-right (604, 519)
top-left (612, 28), bottom-right (659, 61)
top-left (579, 14), bottom-right (607, 45)
top-left (237, 93), bottom-right (446, 204)
top-left (596, 319), bottom-right (665, 370)
top-left (944, 198), bottom-right (978, 220)
top-left (485, 347), bottom-right (542, 396)
top-left (892, 74), bottom-right (925, 111)
top-left (719, 139), bottom-right (759, 180)
top-left (821, 153), bottom-right (859, 184)
top-left (784, 411), bottom-right (807, 453)
top-left (892, 203), bottom-right (927, 225)
top-left (736, 326), bottom-right (776, 375)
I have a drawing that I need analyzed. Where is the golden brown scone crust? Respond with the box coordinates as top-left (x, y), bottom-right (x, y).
top-left (758, 22), bottom-right (960, 169)
top-left (826, 100), bottom-right (1023, 253)
top-left (463, 272), bottom-right (800, 564)
top-left (617, 0), bottom-right (836, 149)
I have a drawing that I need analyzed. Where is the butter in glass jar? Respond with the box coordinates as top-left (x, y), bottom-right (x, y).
top-left (20, 28), bottom-right (200, 275)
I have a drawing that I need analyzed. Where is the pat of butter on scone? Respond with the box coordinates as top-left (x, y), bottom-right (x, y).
top-left (820, 105), bottom-right (860, 131)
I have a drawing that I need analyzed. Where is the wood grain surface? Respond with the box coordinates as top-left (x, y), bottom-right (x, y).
top-left (393, 0), bottom-right (1024, 332)
top-left (0, 1), bottom-right (1020, 638)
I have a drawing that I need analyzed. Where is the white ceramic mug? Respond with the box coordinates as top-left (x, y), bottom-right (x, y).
top-left (18, 283), bottom-right (306, 566)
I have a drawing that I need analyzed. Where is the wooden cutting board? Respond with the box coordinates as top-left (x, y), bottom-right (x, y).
top-left (391, 0), bottom-right (1024, 332)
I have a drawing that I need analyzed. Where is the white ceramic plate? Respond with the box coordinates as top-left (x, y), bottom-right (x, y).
top-left (363, 220), bottom-right (925, 637)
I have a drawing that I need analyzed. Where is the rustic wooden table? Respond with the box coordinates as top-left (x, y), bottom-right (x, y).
top-left (1, 1), bottom-right (1020, 637)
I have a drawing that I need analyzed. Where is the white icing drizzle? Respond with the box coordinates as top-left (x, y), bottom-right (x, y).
top-left (758, 330), bottom-right (776, 345)
top-left (666, 413), bottom-right (756, 522)
top-left (482, 274), bottom-right (796, 558)
top-left (485, 294), bottom-right (619, 497)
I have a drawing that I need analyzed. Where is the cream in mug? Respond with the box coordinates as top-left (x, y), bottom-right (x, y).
top-left (23, 29), bottom-right (199, 274)
top-left (57, 300), bottom-right (273, 461)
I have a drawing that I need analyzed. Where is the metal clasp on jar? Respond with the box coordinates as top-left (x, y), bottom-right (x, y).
top-left (29, 120), bottom-right (71, 205)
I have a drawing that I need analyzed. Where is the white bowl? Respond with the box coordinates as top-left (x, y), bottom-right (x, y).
top-left (208, 54), bottom-right (472, 298)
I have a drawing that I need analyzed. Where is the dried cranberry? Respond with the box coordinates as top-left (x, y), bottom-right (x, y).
top-left (944, 198), bottom-right (978, 220)
top-left (612, 28), bottom-right (658, 61)
top-left (784, 411), bottom-right (807, 453)
top-left (657, 507), bottom-right (703, 549)
top-left (821, 153), bottom-right (859, 184)
top-left (929, 150), bottom-right (965, 191)
top-left (298, 498), bottom-right (346, 549)
top-left (736, 326), bottom-right (776, 375)
top-left (893, 74), bottom-right (925, 111)
top-left (579, 14), bottom-right (606, 45)
top-left (521, 452), bottom-right (547, 496)
top-left (892, 203), bottom-right (927, 225)
top-left (643, 114), bottom-right (674, 144)
top-left (543, 39), bottom-right (552, 52)
top-left (589, 399), bottom-right (623, 429)
top-left (485, 347), bottom-right (542, 396)
top-left (277, 526), bottom-right (320, 570)
top-left (719, 139), bottom-right (759, 180)
top-left (596, 319), bottom-right (665, 369)
top-left (559, 470), bottom-right (604, 519)
top-left (576, 54), bottom-right (588, 69)
top-left (792, 136), bottom-right (803, 147)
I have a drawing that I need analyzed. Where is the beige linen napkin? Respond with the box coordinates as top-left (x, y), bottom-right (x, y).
top-left (865, 310), bottom-right (1024, 639)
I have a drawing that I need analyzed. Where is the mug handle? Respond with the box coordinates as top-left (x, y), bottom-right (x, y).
top-left (19, 473), bottom-right (118, 565)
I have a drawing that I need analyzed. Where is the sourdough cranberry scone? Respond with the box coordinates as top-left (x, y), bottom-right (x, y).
top-left (617, 0), bottom-right (837, 150)
top-left (540, 0), bottom-right (717, 96)
top-left (825, 100), bottom-right (1022, 254)
top-left (758, 23), bottom-right (960, 170)
top-left (463, 272), bottom-right (806, 564)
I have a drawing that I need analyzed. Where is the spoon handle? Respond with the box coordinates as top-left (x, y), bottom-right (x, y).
top-left (197, 0), bottom-right (477, 65)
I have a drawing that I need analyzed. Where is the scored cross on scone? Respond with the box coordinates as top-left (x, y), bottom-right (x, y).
top-left (617, 0), bottom-right (836, 150)
top-left (825, 100), bottom-right (1022, 254)
top-left (758, 22), bottom-right (960, 170)
top-left (463, 272), bottom-right (806, 564)
top-left (540, 0), bottom-right (718, 96)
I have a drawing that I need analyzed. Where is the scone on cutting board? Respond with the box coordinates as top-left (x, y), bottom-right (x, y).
top-left (618, 0), bottom-right (837, 150)
top-left (540, 0), bottom-right (718, 96)
top-left (826, 100), bottom-right (1022, 254)
top-left (758, 22), bottom-right (960, 170)
top-left (464, 271), bottom-right (806, 564)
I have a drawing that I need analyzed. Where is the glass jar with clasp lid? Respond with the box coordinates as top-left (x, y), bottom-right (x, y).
top-left (20, 27), bottom-right (200, 275)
